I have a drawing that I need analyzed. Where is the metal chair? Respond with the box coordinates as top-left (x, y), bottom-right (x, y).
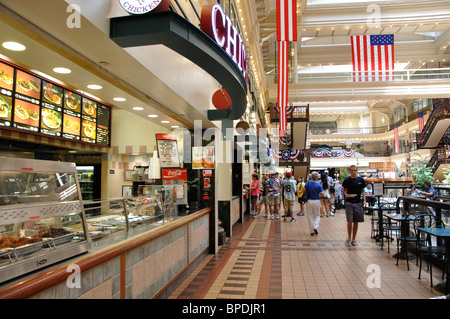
top-left (377, 203), bottom-right (398, 251)
top-left (415, 214), bottom-right (447, 287)
top-left (395, 214), bottom-right (420, 270)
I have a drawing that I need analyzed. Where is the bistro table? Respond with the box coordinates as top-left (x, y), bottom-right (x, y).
top-left (417, 227), bottom-right (450, 294)
top-left (384, 213), bottom-right (416, 260)
top-left (369, 204), bottom-right (397, 244)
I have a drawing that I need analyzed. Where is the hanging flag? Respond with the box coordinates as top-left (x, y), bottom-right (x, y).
top-left (351, 34), bottom-right (394, 82)
top-left (277, 41), bottom-right (289, 136)
top-left (418, 111), bottom-right (424, 132)
top-left (276, 0), bottom-right (298, 42)
top-left (394, 122), bottom-right (400, 153)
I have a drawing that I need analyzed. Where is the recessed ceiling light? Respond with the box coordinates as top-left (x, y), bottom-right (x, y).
top-left (171, 125), bottom-right (180, 128)
top-left (161, 120), bottom-right (170, 124)
top-left (53, 67), bottom-right (71, 74)
top-left (114, 97), bottom-right (126, 102)
top-left (133, 107), bottom-right (144, 111)
top-left (87, 84), bottom-right (102, 90)
top-left (2, 41), bottom-right (26, 51)
top-left (148, 114), bottom-right (158, 118)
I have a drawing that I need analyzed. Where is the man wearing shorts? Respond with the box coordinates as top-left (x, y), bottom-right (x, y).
top-left (282, 171), bottom-right (297, 222)
top-left (342, 165), bottom-right (366, 246)
top-left (266, 172), bottom-right (281, 220)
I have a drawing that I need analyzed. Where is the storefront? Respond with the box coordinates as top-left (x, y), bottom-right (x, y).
top-left (0, 0), bottom-right (254, 298)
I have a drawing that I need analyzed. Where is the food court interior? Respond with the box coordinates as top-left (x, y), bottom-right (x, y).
top-left (0, 0), bottom-right (449, 301)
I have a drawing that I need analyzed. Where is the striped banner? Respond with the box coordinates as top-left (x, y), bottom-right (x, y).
top-left (394, 122), bottom-right (400, 153)
top-left (418, 111), bottom-right (424, 132)
top-left (276, 0), bottom-right (297, 42)
top-left (277, 40), bottom-right (289, 136)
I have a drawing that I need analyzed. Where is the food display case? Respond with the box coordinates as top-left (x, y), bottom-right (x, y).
top-left (137, 185), bottom-right (178, 218)
top-left (0, 158), bottom-right (90, 284)
top-left (77, 185), bottom-right (178, 246)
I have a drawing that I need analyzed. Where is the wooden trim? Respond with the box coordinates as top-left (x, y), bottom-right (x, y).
top-left (120, 254), bottom-right (126, 299)
top-left (0, 208), bottom-right (210, 299)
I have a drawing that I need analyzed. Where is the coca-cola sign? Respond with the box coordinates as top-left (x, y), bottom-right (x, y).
top-left (162, 169), bottom-right (187, 181)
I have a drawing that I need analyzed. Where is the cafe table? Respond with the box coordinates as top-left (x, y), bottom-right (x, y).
top-left (384, 213), bottom-right (416, 260)
top-left (369, 205), bottom-right (397, 243)
top-left (417, 227), bottom-right (450, 294)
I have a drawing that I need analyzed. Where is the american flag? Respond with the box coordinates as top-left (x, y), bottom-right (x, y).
top-left (418, 111), bottom-right (424, 132)
top-left (276, 0), bottom-right (297, 136)
top-left (394, 122), bottom-right (400, 153)
top-left (277, 41), bottom-right (289, 136)
top-left (351, 34), bottom-right (394, 82)
top-left (276, 0), bottom-right (297, 42)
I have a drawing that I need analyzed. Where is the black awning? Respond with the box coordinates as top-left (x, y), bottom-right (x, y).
top-left (110, 11), bottom-right (247, 121)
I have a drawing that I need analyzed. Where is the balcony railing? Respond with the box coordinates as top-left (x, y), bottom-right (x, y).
top-left (269, 104), bottom-right (309, 123)
top-left (288, 68), bottom-right (450, 84)
top-left (309, 126), bottom-right (390, 135)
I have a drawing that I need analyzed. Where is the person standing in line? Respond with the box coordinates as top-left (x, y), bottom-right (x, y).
top-left (333, 178), bottom-right (344, 210)
top-left (319, 171), bottom-right (332, 217)
top-left (325, 170), bottom-right (335, 216)
top-left (364, 183), bottom-right (375, 207)
top-left (342, 165), bottom-right (366, 246)
top-left (282, 171), bottom-right (298, 222)
top-left (305, 171), bottom-right (324, 236)
top-left (258, 175), bottom-right (269, 218)
top-left (266, 172), bottom-right (281, 220)
top-left (245, 174), bottom-right (260, 218)
top-left (297, 176), bottom-right (306, 216)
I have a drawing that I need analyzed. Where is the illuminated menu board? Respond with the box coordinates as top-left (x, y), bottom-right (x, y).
top-left (0, 59), bottom-right (111, 147)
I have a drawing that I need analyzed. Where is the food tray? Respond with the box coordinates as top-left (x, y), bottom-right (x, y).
top-left (0, 242), bottom-right (43, 259)
top-left (44, 233), bottom-right (76, 247)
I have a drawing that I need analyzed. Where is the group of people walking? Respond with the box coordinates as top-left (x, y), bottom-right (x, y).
top-left (245, 165), bottom-right (367, 246)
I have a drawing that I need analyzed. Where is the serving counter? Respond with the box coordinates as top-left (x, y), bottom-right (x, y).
top-left (0, 158), bottom-right (210, 299)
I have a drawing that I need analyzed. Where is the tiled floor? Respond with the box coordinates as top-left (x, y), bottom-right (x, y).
top-left (169, 204), bottom-right (446, 299)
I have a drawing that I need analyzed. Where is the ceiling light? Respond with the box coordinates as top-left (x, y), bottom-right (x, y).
top-left (87, 84), bottom-right (102, 90)
top-left (148, 114), bottom-right (158, 118)
top-left (53, 67), bottom-right (71, 74)
top-left (114, 97), bottom-right (126, 102)
top-left (171, 125), bottom-right (180, 128)
top-left (161, 120), bottom-right (170, 124)
top-left (2, 41), bottom-right (26, 51)
top-left (133, 107), bottom-right (144, 111)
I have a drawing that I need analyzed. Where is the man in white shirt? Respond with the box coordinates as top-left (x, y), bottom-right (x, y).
top-left (282, 171), bottom-right (298, 222)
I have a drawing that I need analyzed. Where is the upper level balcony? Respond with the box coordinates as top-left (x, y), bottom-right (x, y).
top-left (294, 68), bottom-right (450, 84)
top-left (268, 68), bottom-right (450, 103)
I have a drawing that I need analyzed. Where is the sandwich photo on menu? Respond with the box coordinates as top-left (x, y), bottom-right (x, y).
top-left (15, 70), bottom-right (41, 100)
top-left (0, 62), bottom-right (14, 91)
top-left (63, 113), bottom-right (81, 136)
top-left (13, 100), bottom-right (40, 129)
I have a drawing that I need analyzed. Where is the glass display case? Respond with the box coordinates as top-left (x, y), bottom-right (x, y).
top-left (0, 158), bottom-right (90, 284)
top-left (79, 185), bottom-right (178, 248)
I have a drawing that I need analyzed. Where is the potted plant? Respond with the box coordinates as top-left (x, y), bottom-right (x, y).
top-left (442, 166), bottom-right (450, 184)
top-left (410, 153), bottom-right (435, 189)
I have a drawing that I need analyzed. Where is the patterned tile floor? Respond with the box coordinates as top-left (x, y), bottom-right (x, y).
top-left (169, 204), bottom-right (445, 299)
